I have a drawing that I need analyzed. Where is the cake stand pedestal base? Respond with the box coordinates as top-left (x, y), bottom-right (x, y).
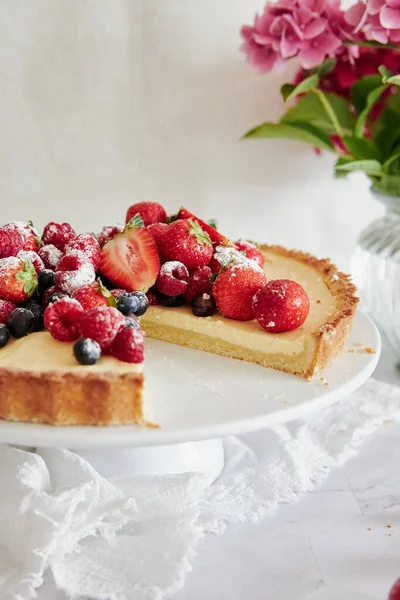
top-left (72, 438), bottom-right (225, 483)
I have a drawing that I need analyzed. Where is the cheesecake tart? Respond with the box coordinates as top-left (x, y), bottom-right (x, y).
top-left (0, 204), bottom-right (358, 426)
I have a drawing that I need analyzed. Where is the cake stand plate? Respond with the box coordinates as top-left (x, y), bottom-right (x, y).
top-left (0, 310), bottom-right (380, 480)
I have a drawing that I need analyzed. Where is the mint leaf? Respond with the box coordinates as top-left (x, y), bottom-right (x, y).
top-left (98, 279), bottom-right (117, 307)
top-left (285, 74), bottom-right (319, 103)
top-left (342, 136), bottom-right (381, 161)
top-left (243, 121), bottom-right (334, 152)
top-left (126, 213), bottom-right (145, 229)
top-left (335, 159), bottom-right (383, 177)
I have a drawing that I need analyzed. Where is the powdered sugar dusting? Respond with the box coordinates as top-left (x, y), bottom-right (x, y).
top-left (213, 246), bottom-right (264, 274)
top-left (0, 256), bottom-right (21, 278)
top-left (159, 261), bottom-right (186, 276)
top-left (38, 245), bottom-right (63, 270)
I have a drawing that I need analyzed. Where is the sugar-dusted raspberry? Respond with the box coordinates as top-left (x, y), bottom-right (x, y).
top-left (111, 327), bottom-right (145, 363)
top-left (0, 221), bottom-right (39, 258)
top-left (55, 251), bottom-right (95, 295)
top-left (146, 289), bottom-right (159, 306)
top-left (44, 297), bottom-right (84, 341)
top-left (110, 288), bottom-right (127, 300)
top-left (64, 233), bottom-right (101, 270)
top-left (156, 261), bottom-right (189, 296)
top-left (0, 299), bottom-right (16, 325)
top-left (42, 222), bottom-right (76, 251)
top-left (97, 224), bottom-right (124, 248)
top-left (17, 251), bottom-right (45, 274)
top-left (79, 306), bottom-right (125, 351)
top-left (148, 223), bottom-right (168, 248)
top-left (183, 266), bottom-right (212, 303)
top-left (38, 244), bottom-right (63, 270)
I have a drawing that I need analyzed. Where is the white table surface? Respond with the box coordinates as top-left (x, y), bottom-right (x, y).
top-left (37, 347), bottom-right (400, 600)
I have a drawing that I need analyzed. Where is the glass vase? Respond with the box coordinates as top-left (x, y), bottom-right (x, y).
top-left (351, 191), bottom-right (400, 360)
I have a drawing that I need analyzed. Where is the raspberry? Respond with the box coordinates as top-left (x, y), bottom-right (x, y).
top-left (212, 262), bottom-right (267, 321)
top-left (0, 221), bottom-right (39, 258)
top-left (146, 289), bottom-right (159, 306)
top-left (156, 261), bottom-right (189, 296)
top-left (44, 297), bottom-right (84, 342)
top-left (0, 299), bottom-right (16, 325)
top-left (111, 327), bottom-right (145, 363)
top-left (42, 222), bottom-right (76, 251)
top-left (64, 233), bottom-right (101, 270)
top-left (97, 224), bottom-right (124, 248)
top-left (79, 306), bottom-right (125, 351)
top-left (55, 251), bottom-right (96, 295)
top-left (252, 279), bottom-right (310, 333)
top-left (17, 251), bottom-right (45, 274)
top-left (110, 288), bottom-right (127, 300)
top-left (183, 266), bottom-right (212, 303)
top-left (38, 244), bottom-right (63, 270)
top-left (235, 240), bottom-right (264, 268)
top-left (148, 223), bottom-right (168, 247)
top-left (126, 202), bottom-right (167, 227)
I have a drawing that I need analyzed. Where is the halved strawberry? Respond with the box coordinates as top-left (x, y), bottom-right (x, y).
top-left (177, 207), bottom-right (234, 247)
top-left (99, 214), bottom-right (160, 292)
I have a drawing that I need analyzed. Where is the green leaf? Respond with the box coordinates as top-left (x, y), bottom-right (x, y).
top-left (189, 219), bottom-right (212, 246)
top-left (342, 136), bottom-right (381, 161)
top-left (98, 279), bottom-right (117, 307)
top-left (354, 85), bottom-right (388, 137)
top-left (373, 175), bottom-right (400, 196)
top-left (335, 159), bottom-right (384, 176)
top-left (207, 218), bottom-right (218, 230)
top-left (383, 146), bottom-right (400, 174)
top-left (285, 74), bottom-right (319, 102)
top-left (387, 75), bottom-right (400, 86)
top-left (350, 75), bottom-right (382, 114)
top-left (311, 58), bottom-right (336, 77)
top-left (378, 65), bottom-right (393, 83)
top-left (334, 157), bottom-right (354, 178)
top-left (242, 121), bottom-right (334, 151)
top-left (126, 213), bottom-right (145, 229)
top-left (280, 84), bottom-right (296, 101)
top-left (166, 213), bottom-right (179, 224)
top-left (281, 92), bottom-right (355, 136)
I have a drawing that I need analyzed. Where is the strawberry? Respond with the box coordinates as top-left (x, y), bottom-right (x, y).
top-left (159, 219), bottom-right (213, 270)
top-left (177, 208), bottom-right (234, 247)
top-left (17, 251), bottom-right (45, 274)
top-left (146, 289), bottom-right (159, 306)
top-left (183, 266), bottom-right (212, 303)
top-left (99, 215), bottom-right (160, 292)
top-left (72, 279), bottom-right (116, 311)
top-left (126, 202), bottom-right (167, 227)
top-left (389, 579), bottom-right (400, 600)
top-left (212, 262), bottom-right (267, 321)
top-left (0, 221), bottom-right (40, 258)
top-left (235, 240), bottom-right (264, 268)
top-left (0, 257), bottom-right (38, 303)
top-left (148, 223), bottom-right (168, 248)
top-left (252, 279), bottom-right (310, 333)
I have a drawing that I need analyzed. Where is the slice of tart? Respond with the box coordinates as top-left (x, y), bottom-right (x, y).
top-left (0, 204), bottom-right (358, 426)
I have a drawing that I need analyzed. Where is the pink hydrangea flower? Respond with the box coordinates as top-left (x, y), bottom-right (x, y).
top-left (345, 0), bottom-right (400, 43)
top-left (241, 0), bottom-right (343, 73)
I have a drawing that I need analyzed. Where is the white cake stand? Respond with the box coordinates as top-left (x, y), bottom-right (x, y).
top-left (0, 310), bottom-right (380, 482)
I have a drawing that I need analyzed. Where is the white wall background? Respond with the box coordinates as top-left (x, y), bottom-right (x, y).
top-left (0, 0), bottom-right (383, 270)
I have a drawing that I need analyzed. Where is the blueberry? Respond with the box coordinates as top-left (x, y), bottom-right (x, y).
top-left (191, 294), bottom-right (215, 317)
top-left (0, 324), bottom-right (10, 348)
top-left (73, 338), bottom-right (101, 365)
top-left (157, 293), bottom-right (186, 308)
top-left (117, 292), bottom-right (148, 316)
top-left (25, 300), bottom-right (44, 331)
top-left (7, 308), bottom-right (36, 338)
top-left (124, 315), bottom-right (141, 329)
top-left (48, 291), bottom-right (68, 305)
top-left (38, 269), bottom-right (55, 292)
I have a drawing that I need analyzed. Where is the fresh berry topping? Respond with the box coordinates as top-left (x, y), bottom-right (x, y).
top-left (55, 251), bottom-right (96, 295)
top-left (111, 327), bottom-right (145, 363)
top-left (42, 222), bottom-right (76, 251)
top-left (234, 240), bottom-right (265, 268)
top-left (192, 294), bottom-right (215, 317)
top-left (45, 290), bottom-right (69, 307)
top-left (252, 279), bottom-right (310, 333)
top-left (97, 224), bottom-right (124, 248)
top-left (126, 202), bottom-right (167, 227)
top-left (212, 261), bottom-right (267, 321)
top-left (157, 293), bottom-right (186, 307)
top-left (99, 218), bottom-right (160, 292)
top-left (44, 297), bottom-right (84, 342)
top-left (124, 315), bottom-right (141, 329)
top-left (24, 300), bottom-right (44, 331)
top-left (156, 261), bottom-right (189, 297)
top-left (0, 324), bottom-right (10, 347)
top-left (110, 288), bottom-right (127, 300)
top-left (0, 256), bottom-right (38, 303)
top-left (38, 269), bottom-right (56, 293)
top-left (0, 221), bottom-right (40, 258)
top-left (146, 289), bottom-right (159, 306)
top-left (73, 338), bottom-right (102, 366)
top-left (7, 308), bottom-right (36, 338)
top-left (148, 223), bottom-right (168, 247)
top-left (177, 208), bottom-right (234, 247)
top-left (38, 244), bottom-right (63, 270)
top-left (0, 299), bottom-right (16, 325)
top-left (159, 219), bottom-right (213, 270)
top-left (72, 279), bottom-right (116, 311)
top-left (17, 251), bottom-right (45, 274)
top-left (64, 233), bottom-right (101, 270)
top-left (389, 579), bottom-right (400, 600)
top-left (116, 291), bottom-right (149, 316)
top-left (79, 306), bottom-right (125, 351)
top-left (183, 266), bottom-right (212, 303)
